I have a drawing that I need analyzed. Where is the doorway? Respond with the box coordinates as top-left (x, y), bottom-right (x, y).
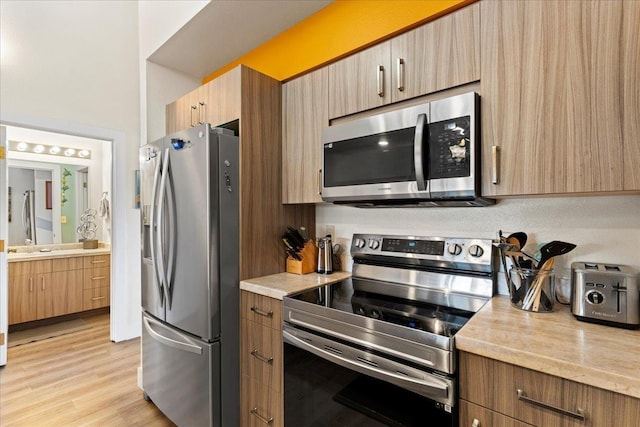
top-left (3, 125), bottom-right (113, 347)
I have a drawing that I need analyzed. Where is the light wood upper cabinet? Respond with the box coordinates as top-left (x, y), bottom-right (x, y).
top-left (481, 0), bottom-right (640, 196)
top-left (390, 2), bottom-right (479, 103)
top-left (328, 3), bottom-right (479, 119)
top-left (202, 67), bottom-right (241, 127)
top-left (165, 86), bottom-right (207, 134)
top-left (282, 67), bottom-right (328, 204)
top-left (328, 41), bottom-right (391, 119)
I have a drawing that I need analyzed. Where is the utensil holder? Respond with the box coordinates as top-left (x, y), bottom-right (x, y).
top-left (509, 267), bottom-right (555, 312)
top-left (286, 242), bottom-right (318, 275)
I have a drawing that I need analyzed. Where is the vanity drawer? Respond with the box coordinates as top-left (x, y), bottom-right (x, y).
top-left (241, 290), bottom-right (282, 328)
top-left (83, 266), bottom-right (110, 289)
top-left (83, 254), bottom-right (110, 269)
top-left (52, 257), bottom-right (83, 272)
top-left (83, 286), bottom-right (110, 310)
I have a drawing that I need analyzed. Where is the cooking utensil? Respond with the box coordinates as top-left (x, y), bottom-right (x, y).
top-left (299, 226), bottom-right (309, 241)
top-left (506, 232), bottom-right (527, 250)
top-left (536, 241), bottom-right (576, 270)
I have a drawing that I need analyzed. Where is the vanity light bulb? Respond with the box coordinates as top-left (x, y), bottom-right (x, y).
top-left (34, 145), bottom-right (45, 153)
top-left (64, 148), bottom-right (76, 156)
top-left (17, 142), bottom-right (28, 151)
top-left (49, 146), bottom-right (61, 154)
top-left (78, 149), bottom-right (89, 158)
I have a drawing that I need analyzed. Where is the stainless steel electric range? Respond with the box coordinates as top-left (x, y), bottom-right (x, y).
top-left (283, 233), bottom-right (495, 427)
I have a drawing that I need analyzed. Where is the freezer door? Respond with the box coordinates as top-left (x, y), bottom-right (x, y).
top-left (142, 313), bottom-right (220, 427)
top-left (162, 125), bottom-right (219, 340)
top-left (140, 142), bottom-right (164, 320)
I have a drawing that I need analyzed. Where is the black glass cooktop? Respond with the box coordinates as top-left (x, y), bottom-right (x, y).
top-left (289, 279), bottom-right (473, 338)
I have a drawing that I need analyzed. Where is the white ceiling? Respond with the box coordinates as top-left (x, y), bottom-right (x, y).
top-left (148, 0), bottom-right (333, 79)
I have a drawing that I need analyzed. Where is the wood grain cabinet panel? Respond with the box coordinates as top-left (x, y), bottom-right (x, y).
top-left (459, 351), bottom-right (640, 427)
top-left (202, 67), bottom-right (241, 127)
top-left (8, 273), bottom-right (38, 324)
top-left (83, 287), bottom-right (110, 310)
top-left (460, 400), bottom-right (534, 427)
top-left (241, 375), bottom-right (284, 427)
top-left (282, 67), bottom-right (328, 204)
top-left (241, 318), bottom-right (283, 393)
top-left (82, 254), bottom-right (110, 269)
top-left (391, 2), bottom-right (479, 103)
top-left (165, 86), bottom-right (205, 134)
top-left (328, 3), bottom-right (479, 119)
top-left (83, 266), bottom-right (110, 290)
top-left (51, 269), bottom-right (84, 316)
top-left (241, 290), bottom-right (283, 328)
top-left (481, 0), bottom-right (640, 196)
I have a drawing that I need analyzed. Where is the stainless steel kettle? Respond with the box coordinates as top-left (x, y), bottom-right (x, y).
top-left (316, 236), bottom-right (333, 274)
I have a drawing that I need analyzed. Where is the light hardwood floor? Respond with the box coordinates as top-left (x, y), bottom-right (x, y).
top-left (0, 313), bottom-right (175, 426)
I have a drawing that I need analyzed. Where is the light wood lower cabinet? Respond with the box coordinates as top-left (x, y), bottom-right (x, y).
top-left (459, 351), bottom-right (640, 427)
top-left (460, 400), bottom-right (533, 427)
top-left (240, 290), bottom-right (283, 427)
top-left (8, 254), bottom-right (110, 325)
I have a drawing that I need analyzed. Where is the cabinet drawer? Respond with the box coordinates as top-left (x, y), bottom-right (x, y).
top-left (241, 318), bottom-right (282, 392)
top-left (83, 267), bottom-right (110, 289)
top-left (241, 291), bottom-right (282, 328)
top-left (52, 257), bottom-right (83, 272)
top-left (240, 375), bottom-right (283, 427)
top-left (9, 260), bottom-right (52, 277)
top-left (459, 352), bottom-right (640, 427)
top-left (83, 254), bottom-right (110, 269)
top-left (460, 400), bottom-right (533, 427)
top-left (83, 286), bottom-right (110, 310)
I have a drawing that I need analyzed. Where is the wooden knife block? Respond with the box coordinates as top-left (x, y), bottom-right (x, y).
top-left (286, 242), bottom-right (318, 275)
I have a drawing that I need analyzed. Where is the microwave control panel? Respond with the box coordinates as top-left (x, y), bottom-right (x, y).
top-left (429, 115), bottom-right (471, 179)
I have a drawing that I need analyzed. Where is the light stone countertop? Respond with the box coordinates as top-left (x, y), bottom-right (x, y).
top-left (456, 296), bottom-right (640, 399)
top-left (8, 246), bottom-right (110, 262)
top-left (240, 271), bottom-right (351, 300)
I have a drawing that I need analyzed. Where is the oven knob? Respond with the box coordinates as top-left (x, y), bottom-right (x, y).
top-left (468, 244), bottom-right (484, 258)
top-left (447, 243), bottom-right (462, 256)
top-left (370, 309), bottom-right (381, 319)
top-left (353, 238), bottom-right (365, 248)
top-left (368, 239), bottom-right (380, 250)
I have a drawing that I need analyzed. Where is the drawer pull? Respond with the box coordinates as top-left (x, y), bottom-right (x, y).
top-left (517, 389), bottom-right (586, 421)
top-left (92, 276), bottom-right (106, 280)
top-left (250, 306), bottom-right (273, 318)
top-left (250, 407), bottom-right (273, 425)
top-left (251, 349), bottom-right (274, 365)
top-left (491, 145), bottom-right (500, 184)
top-left (471, 420), bottom-right (480, 427)
top-left (91, 296), bottom-right (106, 301)
top-left (91, 260), bottom-right (106, 264)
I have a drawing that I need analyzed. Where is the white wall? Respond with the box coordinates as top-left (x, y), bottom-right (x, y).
top-left (317, 195), bottom-right (640, 295)
top-left (0, 0), bottom-right (141, 341)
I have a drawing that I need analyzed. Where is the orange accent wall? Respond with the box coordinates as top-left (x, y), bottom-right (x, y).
top-left (202, 0), bottom-right (474, 83)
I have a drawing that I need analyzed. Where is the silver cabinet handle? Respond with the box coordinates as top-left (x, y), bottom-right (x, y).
top-left (91, 296), bottom-right (106, 301)
top-left (250, 306), bottom-right (273, 318)
top-left (250, 408), bottom-right (273, 425)
top-left (517, 389), bottom-right (586, 421)
top-left (318, 169), bottom-right (322, 195)
top-left (190, 105), bottom-right (197, 127)
top-left (491, 145), bottom-right (500, 185)
top-left (472, 419), bottom-right (480, 427)
top-left (397, 58), bottom-right (405, 91)
top-left (30, 277), bottom-right (33, 292)
top-left (198, 101), bottom-right (206, 125)
top-left (251, 349), bottom-right (274, 365)
top-left (377, 65), bottom-right (384, 97)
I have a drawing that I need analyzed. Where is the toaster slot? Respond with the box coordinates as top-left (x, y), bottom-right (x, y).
top-left (584, 263), bottom-right (599, 270)
top-left (605, 265), bottom-right (621, 271)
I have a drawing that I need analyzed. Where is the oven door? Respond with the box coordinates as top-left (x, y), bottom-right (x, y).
top-left (321, 102), bottom-right (430, 202)
top-left (283, 325), bottom-right (456, 427)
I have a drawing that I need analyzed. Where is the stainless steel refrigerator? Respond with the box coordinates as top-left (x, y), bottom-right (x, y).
top-left (139, 124), bottom-right (239, 427)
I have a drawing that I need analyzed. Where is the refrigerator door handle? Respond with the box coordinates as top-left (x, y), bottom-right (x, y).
top-left (149, 151), bottom-right (165, 305)
top-left (165, 156), bottom-right (177, 310)
top-left (143, 316), bottom-right (203, 355)
top-left (157, 148), bottom-right (170, 305)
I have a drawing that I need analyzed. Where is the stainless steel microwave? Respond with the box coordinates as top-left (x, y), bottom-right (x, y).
top-left (321, 91), bottom-right (493, 207)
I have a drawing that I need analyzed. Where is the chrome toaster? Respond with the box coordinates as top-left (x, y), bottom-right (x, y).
top-left (571, 262), bottom-right (639, 329)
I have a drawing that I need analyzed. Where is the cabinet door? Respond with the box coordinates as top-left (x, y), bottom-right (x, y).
top-left (166, 87), bottom-right (202, 134)
top-left (282, 67), bottom-right (327, 204)
top-left (241, 318), bottom-right (283, 392)
top-left (241, 375), bottom-right (283, 427)
top-left (481, 0), bottom-right (639, 196)
top-left (202, 67), bottom-right (241, 127)
top-left (460, 400), bottom-right (533, 427)
top-left (36, 273), bottom-right (53, 320)
top-left (328, 41), bottom-right (391, 119)
top-left (50, 269), bottom-right (84, 317)
top-left (391, 3), bottom-right (480, 102)
top-left (8, 274), bottom-right (37, 324)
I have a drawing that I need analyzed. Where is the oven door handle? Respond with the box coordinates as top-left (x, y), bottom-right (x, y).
top-left (283, 329), bottom-right (449, 399)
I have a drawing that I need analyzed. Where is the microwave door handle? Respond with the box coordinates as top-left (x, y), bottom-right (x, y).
top-left (414, 113), bottom-right (427, 191)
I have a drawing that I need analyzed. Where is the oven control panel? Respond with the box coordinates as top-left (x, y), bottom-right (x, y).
top-left (351, 234), bottom-right (493, 266)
